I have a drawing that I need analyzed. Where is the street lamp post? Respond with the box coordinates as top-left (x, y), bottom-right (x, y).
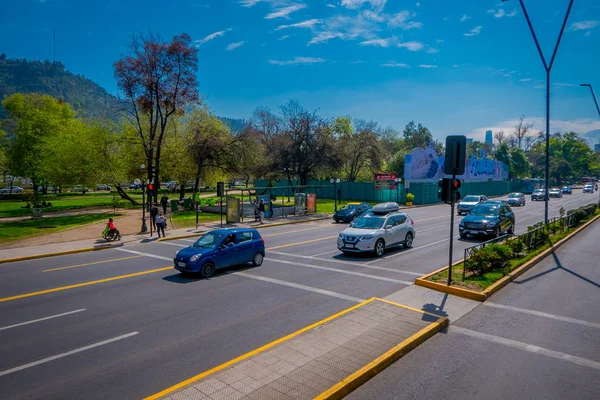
top-left (394, 178), bottom-right (400, 203)
top-left (503, 0), bottom-right (574, 224)
top-left (138, 165), bottom-right (147, 233)
top-left (330, 178), bottom-right (340, 211)
top-left (580, 84), bottom-right (600, 118)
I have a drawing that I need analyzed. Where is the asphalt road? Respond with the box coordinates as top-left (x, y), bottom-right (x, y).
top-left (347, 206), bottom-right (600, 400)
top-left (0, 191), bottom-right (596, 399)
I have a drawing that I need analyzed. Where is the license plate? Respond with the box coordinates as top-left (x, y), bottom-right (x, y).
top-left (177, 262), bottom-right (186, 267)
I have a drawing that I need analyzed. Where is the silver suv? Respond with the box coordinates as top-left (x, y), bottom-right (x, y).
top-left (337, 202), bottom-right (416, 257)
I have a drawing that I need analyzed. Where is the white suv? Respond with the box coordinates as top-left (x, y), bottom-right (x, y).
top-left (337, 202), bottom-right (415, 257)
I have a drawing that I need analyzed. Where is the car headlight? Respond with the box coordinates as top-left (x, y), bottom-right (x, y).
top-left (459, 221), bottom-right (464, 226)
top-left (486, 220), bottom-right (498, 228)
top-left (338, 234), bottom-right (343, 239)
top-left (361, 235), bottom-right (373, 240)
top-left (189, 254), bottom-right (201, 262)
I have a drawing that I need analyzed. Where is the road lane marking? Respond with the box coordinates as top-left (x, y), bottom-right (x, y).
top-left (42, 256), bottom-right (142, 272)
top-left (366, 236), bottom-right (460, 264)
top-left (451, 326), bottom-right (600, 370)
top-left (268, 251), bottom-right (423, 276)
top-left (418, 224), bottom-right (448, 233)
top-left (230, 272), bottom-right (364, 302)
top-left (0, 309), bottom-right (86, 331)
top-left (266, 236), bottom-right (338, 250)
top-left (180, 239), bottom-right (196, 242)
top-left (0, 267), bottom-right (173, 303)
top-left (414, 215), bottom-right (447, 223)
top-left (310, 249), bottom-right (340, 257)
top-left (483, 302), bottom-right (600, 329)
top-left (265, 258), bottom-right (413, 285)
top-left (116, 248), bottom-right (173, 261)
top-left (160, 242), bottom-right (188, 248)
top-left (262, 226), bottom-right (327, 237)
top-left (0, 332), bottom-right (139, 377)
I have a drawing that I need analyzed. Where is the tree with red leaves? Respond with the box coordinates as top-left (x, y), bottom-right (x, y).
top-left (113, 32), bottom-right (199, 202)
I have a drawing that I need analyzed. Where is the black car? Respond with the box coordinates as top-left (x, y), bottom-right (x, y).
top-left (333, 202), bottom-right (372, 223)
top-left (459, 203), bottom-right (515, 239)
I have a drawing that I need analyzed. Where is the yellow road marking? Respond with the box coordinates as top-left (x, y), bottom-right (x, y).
top-left (42, 255), bottom-right (142, 272)
top-left (266, 235), bottom-right (339, 250)
top-left (262, 226), bottom-right (327, 237)
top-left (414, 215), bottom-right (446, 223)
top-left (143, 298), bottom-right (375, 400)
top-left (0, 267), bottom-right (173, 303)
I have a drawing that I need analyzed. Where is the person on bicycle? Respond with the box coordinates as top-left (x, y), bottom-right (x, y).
top-left (107, 218), bottom-right (118, 234)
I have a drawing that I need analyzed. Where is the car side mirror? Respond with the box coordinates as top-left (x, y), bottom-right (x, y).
top-left (385, 224), bottom-right (393, 230)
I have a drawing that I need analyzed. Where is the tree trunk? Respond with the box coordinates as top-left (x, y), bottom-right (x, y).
top-left (115, 185), bottom-right (139, 205)
top-left (179, 184), bottom-right (185, 200)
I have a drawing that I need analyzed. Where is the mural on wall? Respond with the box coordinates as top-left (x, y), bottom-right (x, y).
top-left (404, 143), bottom-right (508, 182)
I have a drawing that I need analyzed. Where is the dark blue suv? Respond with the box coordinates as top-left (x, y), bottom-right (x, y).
top-left (174, 228), bottom-right (265, 278)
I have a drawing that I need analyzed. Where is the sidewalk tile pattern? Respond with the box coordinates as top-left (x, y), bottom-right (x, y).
top-left (161, 300), bottom-right (436, 400)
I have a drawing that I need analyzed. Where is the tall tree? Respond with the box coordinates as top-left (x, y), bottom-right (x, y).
top-left (511, 115), bottom-right (534, 150)
top-left (113, 32), bottom-right (199, 202)
top-left (337, 119), bottom-right (383, 182)
top-left (402, 121), bottom-right (433, 150)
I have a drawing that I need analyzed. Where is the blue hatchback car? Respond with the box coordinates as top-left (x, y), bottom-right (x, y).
top-left (173, 228), bottom-right (265, 278)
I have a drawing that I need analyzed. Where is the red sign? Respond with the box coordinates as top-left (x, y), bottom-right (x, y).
top-left (307, 193), bottom-right (316, 213)
top-left (374, 172), bottom-right (398, 190)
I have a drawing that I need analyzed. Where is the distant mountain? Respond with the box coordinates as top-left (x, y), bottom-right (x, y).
top-left (583, 129), bottom-right (600, 149)
top-left (0, 55), bottom-right (117, 120)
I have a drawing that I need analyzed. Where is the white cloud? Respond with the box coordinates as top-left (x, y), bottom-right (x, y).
top-left (488, 8), bottom-right (518, 18)
top-left (487, 9), bottom-right (495, 14)
top-left (326, 3), bottom-right (336, 8)
top-left (309, 31), bottom-right (344, 44)
top-left (555, 83), bottom-right (577, 87)
top-left (570, 20), bottom-right (598, 30)
top-left (507, 10), bottom-right (517, 17)
top-left (269, 56), bottom-right (326, 65)
top-left (278, 35), bottom-right (290, 40)
top-left (388, 11), bottom-right (422, 29)
top-left (196, 29), bottom-right (231, 45)
top-left (585, 31), bottom-right (592, 37)
top-left (265, 4), bottom-right (307, 19)
top-left (240, 0), bottom-right (261, 6)
top-left (426, 47), bottom-right (439, 54)
top-left (469, 118), bottom-right (600, 141)
top-left (226, 41), bottom-right (245, 50)
top-left (360, 37), bottom-right (395, 47)
top-left (463, 26), bottom-right (482, 37)
top-left (435, 39), bottom-right (444, 43)
top-left (460, 14), bottom-right (471, 22)
top-left (398, 41), bottom-right (424, 51)
top-left (381, 62), bottom-right (410, 67)
top-left (419, 64), bottom-right (437, 68)
top-left (275, 18), bottom-right (321, 30)
top-left (363, 10), bottom-right (385, 22)
top-left (350, 60), bottom-right (365, 64)
top-left (519, 78), bottom-right (532, 82)
top-left (494, 9), bottom-right (505, 18)
top-left (341, 0), bottom-right (387, 12)
top-left (416, 2), bottom-right (420, 7)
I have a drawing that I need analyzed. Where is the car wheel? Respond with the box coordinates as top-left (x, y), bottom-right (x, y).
top-left (374, 239), bottom-right (385, 257)
top-left (201, 262), bottom-right (215, 278)
top-left (252, 252), bottom-right (264, 266)
top-left (460, 232), bottom-right (468, 239)
top-left (404, 232), bottom-right (413, 249)
top-left (508, 223), bottom-right (514, 235)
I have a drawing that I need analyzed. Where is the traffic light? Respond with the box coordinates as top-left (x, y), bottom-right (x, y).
top-left (438, 179), bottom-right (451, 204)
top-left (451, 179), bottom-right (461, 203)
top-left (147, 183), bottom-right (154, 192)
top-left (149, 165), bottom-right (157, 181)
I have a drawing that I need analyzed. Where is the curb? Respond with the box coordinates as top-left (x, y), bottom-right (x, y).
top-left (156, 232), bottom-right (205, 242)
top-left (0, 244), bottom-right (121, 264)
top-left (414, 214), bottom-right (600, 301)
top-left (315, 298), bottom-right (448, 400)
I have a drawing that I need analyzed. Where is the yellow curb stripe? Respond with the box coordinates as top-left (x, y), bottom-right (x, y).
top-left (0, 267), bottom-right (173, 303)
top-left (42, 255), bottom-right (143, 272)
top-left (143, 298), bottom-right (375, 400)
top-left (0, 245), bottom-right (117, 265)
top-left (156, 233), bottom-right (205, 242)
top-left (315, 311), bottom-right (448, 400)
top-left (254, 216), bottom-right (332, 229)
top-left (415, 278), bottom-right (487, 301)
top-left (266, 235), bottom-right (338, 250)
top-left (262, 226), bottom-right (328, 237)
top-left (373, 297), bottom-right (444, 319)
top-left (414, 215), bottom-right (447, 223)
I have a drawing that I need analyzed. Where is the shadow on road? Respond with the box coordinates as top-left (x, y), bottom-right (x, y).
top-left (421, 293), bottom-right (450, 323)
top-left (162, 264), bottom-right (256, 283)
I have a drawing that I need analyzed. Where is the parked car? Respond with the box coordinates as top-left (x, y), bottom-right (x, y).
top-left (506, 192), bottom-right (526, 207)
top-left (337, 202), bottom-right (415, 257)
top-left (173, 228), bottom-right (265, 278)
top-left (72, 185), bottom-right (88, 193)
top-left (129, 183), bottom-right (142, 190)
top-left (561, 186), bottom-right (572, 195)
top-left (459, 203), bottom-right (515, 239)
top-left (96, 184), bottom-right (111, 191)
top-left (549, 188), bottom-right (562, 198)
top-left (457, 195), bottom-right (487, 215)
top-left (583, 184), bottom-right (594, 193)
top-left (531, 189), bottom-right (547, 201)
top-left (0, 186), bottom-right (23, 194)
top-left (333, 202), bottom-right (372, 223)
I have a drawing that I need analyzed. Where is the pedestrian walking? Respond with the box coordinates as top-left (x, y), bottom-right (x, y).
top-left (150, 203), bottom-right (159, 230)
top-left (253, 200), bottom-right (260, 222)
top-left (160, 194), bottom-right (169, 215)
top-left (155, 211), bottom-right (166, 238)
top-left (258, 199), bottom-right (265, 224)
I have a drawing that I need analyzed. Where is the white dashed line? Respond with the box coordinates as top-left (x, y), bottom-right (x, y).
top-left (0, 309), bottom-right (86, 331)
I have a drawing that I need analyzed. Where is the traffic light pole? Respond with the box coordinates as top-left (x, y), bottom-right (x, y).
top-left (448, 174), bottom-right (456, 286)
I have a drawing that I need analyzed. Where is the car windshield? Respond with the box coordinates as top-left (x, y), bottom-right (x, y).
top-left (462, 196), bottom-right (479, 202)
top-left (470, 204), bottom-right (500, 217)
top-left (352, 217), bottom-right (385, 229)
top-left (534, 189), bottom-right (544, 193)
top-left (341, 204), bottom-right (359, 210)
top-left (508, 194), bottom-right (520, 198)
top-left (193, 233), bottom-right (224, 249)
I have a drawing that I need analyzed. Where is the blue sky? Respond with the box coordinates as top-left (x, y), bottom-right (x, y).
top-left (1, 0), bottom-right (600, 141)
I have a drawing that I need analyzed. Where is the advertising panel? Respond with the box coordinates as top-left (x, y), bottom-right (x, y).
top-left (258, 195), bottom-right (272, 218)
top-left (374, 172), bottom-right (398, 190)
top-left (404, 145), bottom-right (508, 182)
top-left (294, 193), bottom-right (306, 215)
top-left (307, 193), bottom-right (316, 214)
top-left (226, 197), bottom-right (240, 224)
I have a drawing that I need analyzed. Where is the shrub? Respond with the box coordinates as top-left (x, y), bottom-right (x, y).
top-left (406, 193), bottom-right (415, 202)
top-left (208, 198), bottom-right (216, 207)
top-left (465, 243), bottom-right (514, 276)
top-left (507, 238), bottom-right (524, 255)
top-left (567, 209), bottom-right (587, 226)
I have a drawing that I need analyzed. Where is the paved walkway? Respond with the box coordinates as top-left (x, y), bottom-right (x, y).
top-left (152, 298), bottom-right (447, 400)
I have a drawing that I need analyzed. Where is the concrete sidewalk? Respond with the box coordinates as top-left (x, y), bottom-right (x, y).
top-left (148, 298), bottom-right (447, 400)
top-left (0, 213), bottom-right (331, 262)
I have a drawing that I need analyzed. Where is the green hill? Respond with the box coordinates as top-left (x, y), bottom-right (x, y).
top-left (0, 54), bottom-right (117, 120)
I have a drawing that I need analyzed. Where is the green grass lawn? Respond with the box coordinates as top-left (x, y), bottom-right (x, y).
top-left (0, 194), bottom-right (143, 218)
top-left (170, 211), bottom-right (222, 228)
top-left (0, 213), bottom-right (117, 244)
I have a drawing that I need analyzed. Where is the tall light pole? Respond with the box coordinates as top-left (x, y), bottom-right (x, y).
top-left (580, 84), bottom-right (600, 118)
top-left (330, 178), bottom-right (340, 211)
top-left (503, 0), bottom-right (574, 224)
top-left (139, 164), bottom-right (147, 233)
